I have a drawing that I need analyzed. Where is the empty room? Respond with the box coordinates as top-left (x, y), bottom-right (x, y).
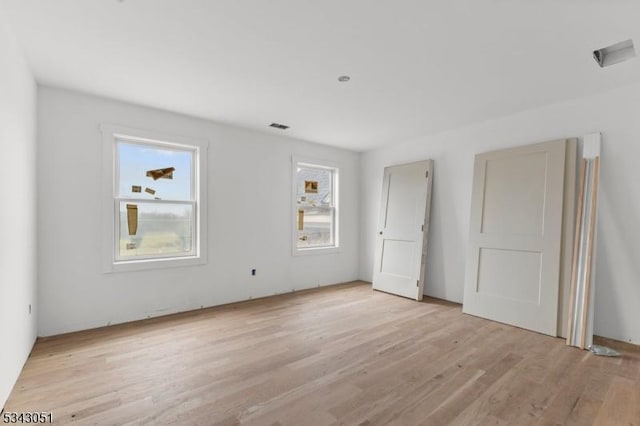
top-left (1, 1), bottom-right (639, 425)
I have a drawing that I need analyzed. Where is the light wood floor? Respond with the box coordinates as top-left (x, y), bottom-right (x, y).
top-left (5, 281), bottom-right (640, 425)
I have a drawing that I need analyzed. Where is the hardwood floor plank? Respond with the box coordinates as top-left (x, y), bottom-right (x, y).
top-left (4, 281), bottom-right (639, 425)
top-left (593, 375), bottom-right (640, 426)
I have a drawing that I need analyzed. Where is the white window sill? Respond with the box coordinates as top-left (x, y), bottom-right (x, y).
top-left (293, 246), bottom-right (341, 256)
top-left (104, 255), bottom-right (206, 273)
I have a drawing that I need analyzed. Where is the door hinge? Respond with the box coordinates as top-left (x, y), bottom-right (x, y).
top-left (426, 171), bottom-right (429, 178)
top-left (421, 224), bottom-right (424, 231)
top-left (416, 280), bottom-right (419, 287)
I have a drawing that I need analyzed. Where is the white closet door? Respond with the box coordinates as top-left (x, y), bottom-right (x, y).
top-left (463, 140), bottom-right (567, 336)
top-left (373, 160), bottom-right (433, 300)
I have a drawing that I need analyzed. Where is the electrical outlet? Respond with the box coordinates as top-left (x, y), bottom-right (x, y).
top-left (251, 269), bottom-right (256, 276)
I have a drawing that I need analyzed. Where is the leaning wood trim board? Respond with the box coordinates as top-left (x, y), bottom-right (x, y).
top-left (567, 133), bottom-right (601, 349)
top-left (580, 156), bottom-right (600, 348)
top-left (417, 161), bottom-right (434, 299)
top-left (566, 158), bottom-right (586, 341)
top-left (557, 139), bottom-right (578, 338)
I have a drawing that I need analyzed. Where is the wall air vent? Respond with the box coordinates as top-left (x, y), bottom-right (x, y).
top-left (593, 39), bottom-right (636, 68)
top-left (270, 123), bottom-right (289, 130)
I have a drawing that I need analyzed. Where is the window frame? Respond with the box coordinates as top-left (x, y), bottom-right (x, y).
top-left (101, 124), bottom-right (208, 273)
top-left (291, 156), bottom-right (340, 256)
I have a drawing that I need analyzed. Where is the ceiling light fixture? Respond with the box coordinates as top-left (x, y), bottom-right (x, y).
top-left (337, 75), bottom-right (351, 82)
top-left (593, 39), bottom-right (636, 68)
top-left (270, 122), bottom-right (289, 130)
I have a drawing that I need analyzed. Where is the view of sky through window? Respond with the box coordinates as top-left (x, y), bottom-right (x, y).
top-left (118, 142), bottom-right (192, 201)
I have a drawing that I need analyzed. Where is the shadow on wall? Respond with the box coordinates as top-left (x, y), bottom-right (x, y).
top-left (594, 176), bottom-right (640, 344)
top-left (423, 155), bottom-right (469, 303)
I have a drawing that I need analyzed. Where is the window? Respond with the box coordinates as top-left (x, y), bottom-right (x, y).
top-left (293, 158), bottom-right (339, 254)
top-left (101, 125), bottom-right (207, 272)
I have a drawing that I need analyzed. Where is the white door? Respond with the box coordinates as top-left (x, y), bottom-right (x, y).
top-left (463, 140), bottom-right (567, 336)
top-left (372, 160), bottom-right (433, 300)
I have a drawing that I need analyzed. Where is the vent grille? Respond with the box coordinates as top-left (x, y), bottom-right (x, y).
top-left (270, 123), bottom-right (289, 130)
top-left (593, 39), bottom-right (636, 68)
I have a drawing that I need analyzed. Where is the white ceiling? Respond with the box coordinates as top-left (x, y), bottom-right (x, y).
top-left (3, 0), bottom-right (640, 151)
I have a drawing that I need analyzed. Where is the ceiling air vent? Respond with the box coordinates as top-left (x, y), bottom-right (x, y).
top-left (593, 39), bottom-right (636, 68)
top-left (270, 123), bottom-right (289, 130)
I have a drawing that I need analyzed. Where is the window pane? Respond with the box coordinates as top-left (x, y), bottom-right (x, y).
top-left (119, 202), bottom-right (193, 258)
top-left (297, 207), bottom-right (333, 248)
top-left (296, 166), bottom-right (332, 207)
top-left (118, 141), bottom-right (192, 201)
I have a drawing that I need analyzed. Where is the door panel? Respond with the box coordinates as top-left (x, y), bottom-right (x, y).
top-left (477, 248), bottom-right (541, 303)
top-left (380, 240), bottom-right (415, 278)
top-left (385, 172), bottom-right (423, 233)
top-left (481, 152), bottom-right (547, 235)
top-left (463, 140), bottom-right (567, 336)
top-left (373, 160), bottom-right (433, 300)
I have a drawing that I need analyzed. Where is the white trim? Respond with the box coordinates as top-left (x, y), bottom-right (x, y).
top-left (100, 124), bottom-right (208, 273)
top-left (291, 155), bottom-right (341, 256)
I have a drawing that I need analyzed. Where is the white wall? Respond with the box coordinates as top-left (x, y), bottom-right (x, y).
top-left (0, 13), bottom-right (37, 408)
top-left (37, 87), bottom-right (360, 337)
top-left (360, 83), bottom-right (640, 345)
